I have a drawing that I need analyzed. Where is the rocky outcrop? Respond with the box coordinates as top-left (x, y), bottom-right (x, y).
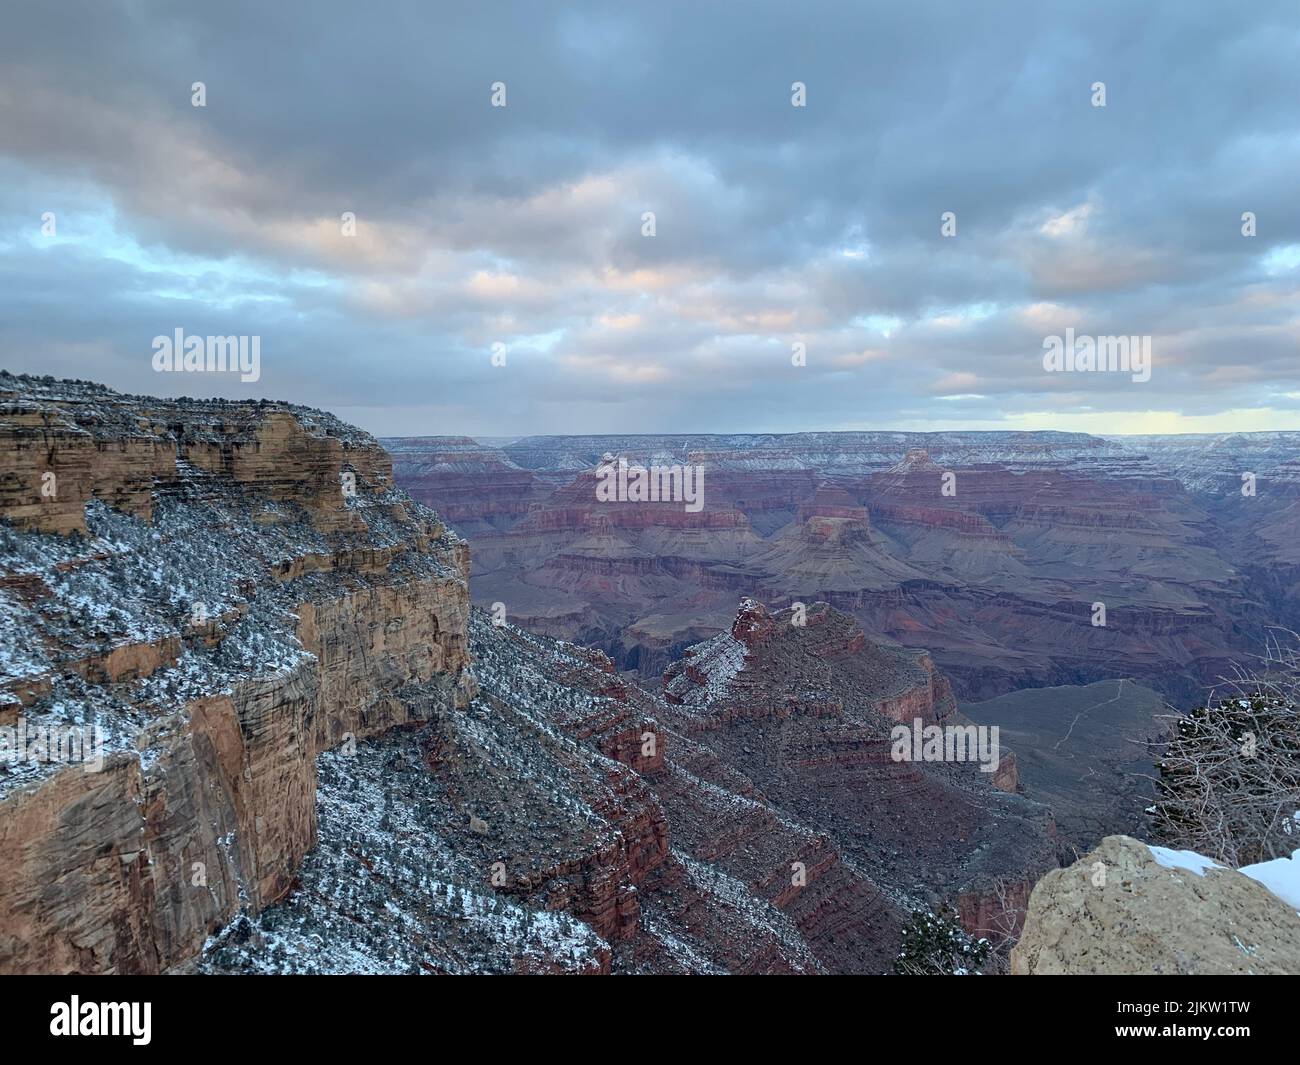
top-left (660, 599), bottom-right (1058, 943)
top-left (197, 597), bottom-right (1045, 973)
top-left (0, 374), bottom-right (473, 974)
top-left (1012, 835), bottom-right (1300, 974)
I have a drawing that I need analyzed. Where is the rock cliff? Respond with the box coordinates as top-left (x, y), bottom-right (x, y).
top-left (200, 601), bottom-right (1050, 974)
top-left (0, 374), bottom-right (473, 973)
top-left (660, 598), bottom-right (1057, 941)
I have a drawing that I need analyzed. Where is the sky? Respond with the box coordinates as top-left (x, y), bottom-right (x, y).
top-left (1, 0), bottom-right (1298, 437)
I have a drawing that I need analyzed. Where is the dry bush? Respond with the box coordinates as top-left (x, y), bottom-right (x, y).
top-left (1149, 635), bottom-right (1300, 866)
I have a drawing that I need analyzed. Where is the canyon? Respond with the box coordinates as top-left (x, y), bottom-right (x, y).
top-left (386, 430), bottom-right (1300, 705)
top-left (1, 374), bottom-right (1065, 974)
top-left (4, 373), bottom-right (1296, 974)
top-left (204, 600), bottom-right (1055, 974)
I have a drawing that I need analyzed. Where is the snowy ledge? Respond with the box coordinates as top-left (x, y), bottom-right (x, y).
top-left (1147, 843), bottom-right (1300, 911)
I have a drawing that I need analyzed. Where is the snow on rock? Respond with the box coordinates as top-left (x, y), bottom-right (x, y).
top-left (0, 374), bottom-right (473, 974)
top-left (1015, 835), bottom-right (1300, 974)
top-left (1146, 845), bottom-right (1223, 878)
top-left (1238, 850), bottom-right (1300, 912)
top-left (1148, 842), bottom-right (1300, 911)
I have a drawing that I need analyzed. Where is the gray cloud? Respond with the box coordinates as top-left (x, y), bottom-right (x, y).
top-left (1, 0), bottom-right (1297, 435)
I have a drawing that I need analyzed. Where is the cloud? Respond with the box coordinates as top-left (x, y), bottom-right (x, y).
top-left (0, 0), bottom-right (1297, 434)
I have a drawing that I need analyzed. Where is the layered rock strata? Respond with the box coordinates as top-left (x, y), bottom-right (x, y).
top-left (383, 432), bottom-right (1283, 704)
top-left (0, 375), bottom-right (473, 973)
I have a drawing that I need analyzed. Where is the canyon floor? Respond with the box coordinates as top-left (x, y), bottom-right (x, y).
top-left (961, 679), bottom-right (1168, 853)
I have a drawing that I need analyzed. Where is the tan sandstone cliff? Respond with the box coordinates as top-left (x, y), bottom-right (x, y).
top-left (0, 374), bottom-right (473, 973)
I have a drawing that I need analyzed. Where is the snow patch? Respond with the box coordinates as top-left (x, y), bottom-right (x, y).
top-left (1239, 849), bottom-right (1300, 911)
top-left (1147, 845), bottom-right (1223, 878)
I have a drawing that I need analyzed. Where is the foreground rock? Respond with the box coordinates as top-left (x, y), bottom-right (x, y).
top-left (1012, 835), bottom-right (1300, 974)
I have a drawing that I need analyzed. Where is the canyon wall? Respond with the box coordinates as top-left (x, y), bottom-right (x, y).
top-left (383, 431), bottom-right (1291, 703)
top-left (201, 599), bottom-right (1051, 974)
top-left (0, 374), bottom-right (473, 973)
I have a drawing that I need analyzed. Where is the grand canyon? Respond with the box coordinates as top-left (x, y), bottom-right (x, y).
top-left (4, 0), bottom-right (1300, 1008)
top-left (385, 431), bottom-right (1300, 709)
top-left (3, 373), bottom-right (1298, 976)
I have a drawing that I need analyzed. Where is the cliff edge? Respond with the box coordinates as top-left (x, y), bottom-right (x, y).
top-left (0, 373), bottom-right (473, 973)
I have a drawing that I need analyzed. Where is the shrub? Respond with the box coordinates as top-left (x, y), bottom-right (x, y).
top-left (1150, 686), bottom-right (1300, 866)
top-left (893, 906), bottom-right (990, 975)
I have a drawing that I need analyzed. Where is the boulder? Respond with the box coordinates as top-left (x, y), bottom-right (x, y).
top-left (1012, 835), bottom-right (1300, 974)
